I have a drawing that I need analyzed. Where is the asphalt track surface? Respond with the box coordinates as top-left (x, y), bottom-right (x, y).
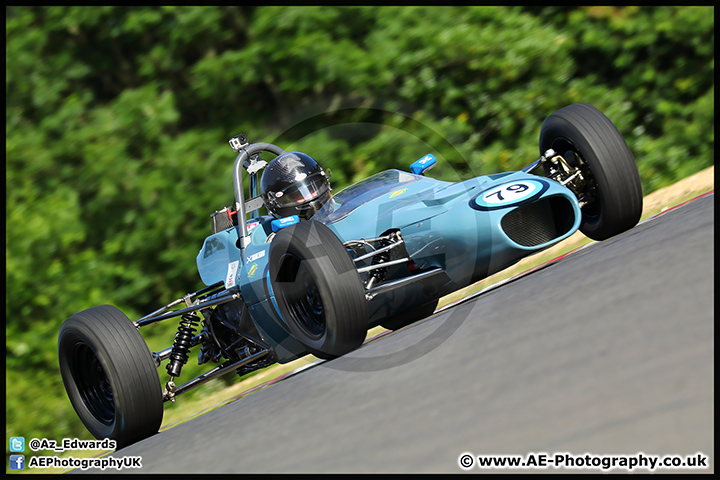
top-left (82, 193), bottom-right (713, 474)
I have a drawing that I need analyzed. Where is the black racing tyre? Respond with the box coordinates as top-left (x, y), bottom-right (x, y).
top-left (380, 300), bottom-right (439, 331)
top-left (269, 220), bottom-right (368, 357)
top-left (539, 103), bottom-right (643, 241)
top-left (58, 305), bottom-right (163, 449)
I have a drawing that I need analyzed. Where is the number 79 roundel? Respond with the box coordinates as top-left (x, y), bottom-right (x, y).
top-left (469, 179), bottom-right (550, 211)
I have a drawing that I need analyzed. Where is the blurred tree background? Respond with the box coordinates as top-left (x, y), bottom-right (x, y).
top-left (6, 6), bottom-right (714, 445)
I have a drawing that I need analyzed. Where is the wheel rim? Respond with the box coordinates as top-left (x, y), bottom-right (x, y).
top-left (283, 256), bottom-right (326, 340)
top-left (71, 342), bottom-right (115, 425)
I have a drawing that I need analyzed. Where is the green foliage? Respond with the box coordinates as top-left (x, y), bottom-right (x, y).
top-left (6, 6), bottom-right (713, 447)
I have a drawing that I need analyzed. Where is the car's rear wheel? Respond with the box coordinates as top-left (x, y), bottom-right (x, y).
top-left (269, 220), bottom-right (368, 357)
top-left (58, 305), bottom-right (163, 449)
top-left (539, 103), bottom-right (643, 240)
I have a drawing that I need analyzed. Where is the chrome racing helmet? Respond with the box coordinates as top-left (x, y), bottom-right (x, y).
top-left (260, 152), bottom-right (331, 220)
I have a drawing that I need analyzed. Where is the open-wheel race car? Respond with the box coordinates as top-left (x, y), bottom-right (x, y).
top-left (58, 103), bottom-right (643, 448)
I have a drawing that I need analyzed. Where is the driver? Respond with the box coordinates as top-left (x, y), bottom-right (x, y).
top-left (260, 152), bottom-right (332, 220)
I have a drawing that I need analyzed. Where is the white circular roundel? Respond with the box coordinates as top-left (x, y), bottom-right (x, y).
top-left (472, 179), bottom-right (548, 211)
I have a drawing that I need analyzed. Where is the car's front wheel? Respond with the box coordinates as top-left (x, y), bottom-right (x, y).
top-left (58, 305), bottom-right (163, 449)
top-left (539, 103), bottom-right (643, 240)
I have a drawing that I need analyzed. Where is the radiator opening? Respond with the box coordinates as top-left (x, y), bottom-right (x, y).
top-left (500, 197), bottom-right (575, 247)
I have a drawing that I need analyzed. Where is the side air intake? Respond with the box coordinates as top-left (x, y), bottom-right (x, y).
top-left (500, 196), bottom-right (575, 247)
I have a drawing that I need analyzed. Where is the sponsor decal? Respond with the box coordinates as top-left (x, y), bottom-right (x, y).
top-left (225, 260), bottom-right (239, 288)
top-left (246, 250), bottom-right (266, 263)
top-left (390, 188), bottom-right (407, 198)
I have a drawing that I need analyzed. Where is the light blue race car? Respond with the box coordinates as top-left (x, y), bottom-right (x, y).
top-left (58, 103), bottom-right (642, 447)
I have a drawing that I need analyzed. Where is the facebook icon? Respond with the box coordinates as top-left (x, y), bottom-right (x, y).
top-left (10, 454), bottom-right (25, 470)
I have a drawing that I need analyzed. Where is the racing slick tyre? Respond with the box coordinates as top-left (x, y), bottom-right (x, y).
top-left (380, 300), bottom-right (438, 331)
top-left (539, 103), bottom-right (643, 241)
top-left (269, 220), bottom-right (368, 357)
top-left (58, 305), bottom-right (163, 449)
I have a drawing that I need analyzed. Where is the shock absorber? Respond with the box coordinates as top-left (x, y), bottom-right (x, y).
top-left (166, 313), bottom-right (200, 378)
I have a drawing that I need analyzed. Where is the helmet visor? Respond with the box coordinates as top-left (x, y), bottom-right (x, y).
top-left (273, 172), bottom-right (330, 209)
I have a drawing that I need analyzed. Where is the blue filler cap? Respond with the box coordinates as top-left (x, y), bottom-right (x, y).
top-left (410, 154), bottom-right (437, 175)
top-left (271, 215), bottom-right (300, 233)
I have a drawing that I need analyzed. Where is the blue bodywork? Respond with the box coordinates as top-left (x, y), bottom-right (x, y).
top-left (197, 161), bottom-right (581, 362)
